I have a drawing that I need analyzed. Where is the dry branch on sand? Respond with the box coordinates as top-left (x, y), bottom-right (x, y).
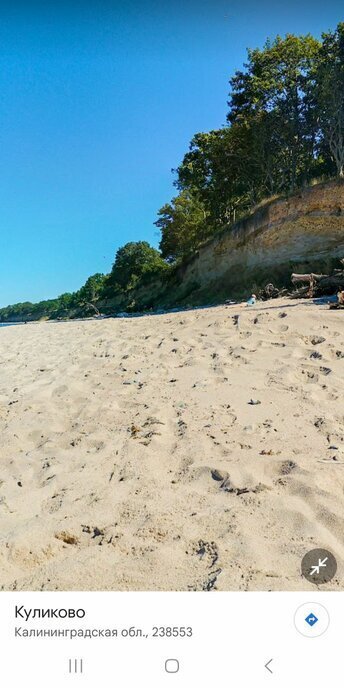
top-left (257, 260), bottom-right (344, 304)
top-left (257, 283), bottom-right (288, 301)
top-left (290, 263), bottom-right (344, 300)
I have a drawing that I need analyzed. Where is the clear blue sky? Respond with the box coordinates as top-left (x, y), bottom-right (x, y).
top-left (1, 0), bottom-right (343, 306)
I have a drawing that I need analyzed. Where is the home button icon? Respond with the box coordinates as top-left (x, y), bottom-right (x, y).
top-left (165, 659), bottom-right (179, 673)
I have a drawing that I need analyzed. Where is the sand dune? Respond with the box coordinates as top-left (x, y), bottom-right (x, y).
top-left (0, 298), bottom-right (343, 591)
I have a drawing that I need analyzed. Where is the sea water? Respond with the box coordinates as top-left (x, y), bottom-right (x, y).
top-left (0, 323), bottom-right (24, 327)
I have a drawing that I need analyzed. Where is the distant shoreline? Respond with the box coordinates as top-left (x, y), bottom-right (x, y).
top-left (0, 322), bottom-right (25, 327)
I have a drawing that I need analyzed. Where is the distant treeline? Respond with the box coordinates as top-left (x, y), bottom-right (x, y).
top-left (1, 24), bottom-right (344, 321)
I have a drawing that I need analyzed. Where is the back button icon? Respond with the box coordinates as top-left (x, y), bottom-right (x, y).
top-left (264, 659), bottom-right (273, 674)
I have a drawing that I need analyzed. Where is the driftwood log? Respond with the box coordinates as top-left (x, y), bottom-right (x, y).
top-left (257, 283), bottom-right (288, 300)
top-left (290, 262), bottom-right (344, 299)
top-left (291, 272), bottom-right (328, 297)
top-left (85, 302), bottom-right (101, 317)
top-left (256, 261), bottom-right (344, 302)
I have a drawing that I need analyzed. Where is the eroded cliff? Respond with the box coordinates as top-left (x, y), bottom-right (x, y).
top-left (169, 179), bottom-right (344, 304)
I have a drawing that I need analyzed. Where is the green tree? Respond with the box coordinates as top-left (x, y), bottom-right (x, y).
top-left (176, 127), bottom-right (260, 226)
top-left (314, 23), bottom-right (344, 177)
top-left (55, 292), bottom-right (76, 311)
top-left (77, 274), bottom-right (107, 304)
top-left (109, 241), bottom-right (168, 289)
top-left (228, 34), bottom-right (321, 192)
top-left (156, 190), bottom-right (211, 262)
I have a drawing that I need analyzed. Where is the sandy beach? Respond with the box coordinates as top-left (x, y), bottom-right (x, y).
top-left (0, 298), bottom-right (343, 591)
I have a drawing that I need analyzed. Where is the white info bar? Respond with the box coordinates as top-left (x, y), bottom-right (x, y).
top-left (0, 591), bottom-right (342, 686)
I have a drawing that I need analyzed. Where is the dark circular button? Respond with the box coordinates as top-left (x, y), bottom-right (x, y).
top-left (301, 548), bottom-right (337, 585)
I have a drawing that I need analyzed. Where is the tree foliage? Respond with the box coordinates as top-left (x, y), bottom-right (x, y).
top-left (228, 34), bottom-right (321, 191)
top-left (77, 273), bottom-right (107, 304)
top-left (157, 27), bottom-right (343, 261)
top-left (109, 241), bottom-right (168, 290)
top-left (156, 190), bottom-right (210, 262)
top-left (314, 23), bottom-right (344, 177)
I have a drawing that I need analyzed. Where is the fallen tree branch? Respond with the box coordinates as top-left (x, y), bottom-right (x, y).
top-left (290, 260), bottom-right (344, 299)
top-left (85, 302), bottom-right (101, 317)
top-left (257, 283), bottom-right (288, 300)
top-left (291, 272), bottom-right (328, 283)
top-left (291, 272), bottom-right (329, 297)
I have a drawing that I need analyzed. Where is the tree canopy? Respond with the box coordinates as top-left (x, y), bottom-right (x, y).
top-left (161, 26), bottom-right (344, 260)
top-left (156, 190), bottom-right (210, 262)
top-left (109, 241), bottom-right (168, 290)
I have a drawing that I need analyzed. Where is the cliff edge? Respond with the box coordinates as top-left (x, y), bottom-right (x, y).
top-left (165, 179), bottom-right (344, 305)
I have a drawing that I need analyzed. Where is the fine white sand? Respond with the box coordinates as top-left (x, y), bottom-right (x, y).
top-left (0, 298), bottom-right (343, 591)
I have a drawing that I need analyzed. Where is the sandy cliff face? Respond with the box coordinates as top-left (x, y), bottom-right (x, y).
top-left (176, 180), bottom-right (344, 303)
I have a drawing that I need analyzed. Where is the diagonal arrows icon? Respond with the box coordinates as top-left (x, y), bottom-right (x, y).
top-left (310, 557), bottom-right (328, 576)
top-left (265, 659), bottom-right (273, 674)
